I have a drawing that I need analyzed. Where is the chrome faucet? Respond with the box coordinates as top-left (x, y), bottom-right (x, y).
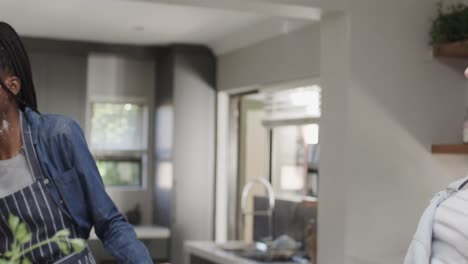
top-left (240, 177), bottom-right (275, 241)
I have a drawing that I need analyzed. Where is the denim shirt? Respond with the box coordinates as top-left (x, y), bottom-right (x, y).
top-left (23, 108), bottom-right (152, 263)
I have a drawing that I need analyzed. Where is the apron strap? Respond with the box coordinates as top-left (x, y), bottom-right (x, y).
top-left (20, 111), bottom-right (45, 182)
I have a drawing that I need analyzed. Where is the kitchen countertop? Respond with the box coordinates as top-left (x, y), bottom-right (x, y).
top-left (88, 225), bottom-right (170, 240)
top-left (185, 241), bottom-right (300, 264)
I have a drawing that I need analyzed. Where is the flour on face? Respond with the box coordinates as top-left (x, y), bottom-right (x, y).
top-left (0, 113), bottom-right (8, 135)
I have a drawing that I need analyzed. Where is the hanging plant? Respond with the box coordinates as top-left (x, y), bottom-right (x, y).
top-left (430, 1), bottom-right (468, 45)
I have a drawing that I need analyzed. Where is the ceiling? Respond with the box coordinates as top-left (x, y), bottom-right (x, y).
top-left (0, 0), bottom-right (318, 54)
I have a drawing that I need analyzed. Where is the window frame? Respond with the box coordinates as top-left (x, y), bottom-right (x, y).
top-left (86, 96), bottom-right (150, 191)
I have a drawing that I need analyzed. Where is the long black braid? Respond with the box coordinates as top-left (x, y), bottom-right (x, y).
top-left (0, 22), bottom-right (38, 112)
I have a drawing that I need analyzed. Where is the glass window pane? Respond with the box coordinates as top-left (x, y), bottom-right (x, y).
top-left (90, 103), bottom-right (146, 151)
top-left (265, 85), bottom-right (321, 120)
top-left (271, 124), bottom-right (319, 198)
top-left (96, 160), bottom-right (141, 187)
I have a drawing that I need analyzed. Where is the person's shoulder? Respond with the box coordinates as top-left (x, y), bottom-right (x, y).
top-left (26, 109), bottom-right (82, 141)
top-left (40, 113), bottom-right (79, 136)
top-left (24, 108), bottom-right (83, 142)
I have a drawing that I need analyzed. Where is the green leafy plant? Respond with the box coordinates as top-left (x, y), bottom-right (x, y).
top-left (0, 214), bottom-right (85, 264)
top-left (430, 1), bottom-right (468, 44)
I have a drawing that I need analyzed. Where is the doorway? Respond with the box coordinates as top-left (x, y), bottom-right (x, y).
top-left (219, 82), bottom-right (321, 246)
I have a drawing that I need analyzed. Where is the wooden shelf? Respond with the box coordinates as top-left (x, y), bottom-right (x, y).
top-left (433, 41), bottom-right (468, 58)
top-left (432, 144), bottom-right (468, 154)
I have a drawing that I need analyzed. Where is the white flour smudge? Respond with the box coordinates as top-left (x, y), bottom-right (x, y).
top-left (0, 114), bottom-right (8, 135)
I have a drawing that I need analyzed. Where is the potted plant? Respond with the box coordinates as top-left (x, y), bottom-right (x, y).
top-left (431, 1), bottom-right (468, 57)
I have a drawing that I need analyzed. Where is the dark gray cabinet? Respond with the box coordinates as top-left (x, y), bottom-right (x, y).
top-left (29, 53), bottom-right (87, 127)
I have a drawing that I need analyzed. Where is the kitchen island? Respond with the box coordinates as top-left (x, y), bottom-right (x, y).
top-left (185, 241), bottom-right (303, 264)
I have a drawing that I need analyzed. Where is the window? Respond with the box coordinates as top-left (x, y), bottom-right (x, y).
top-left (90, 102), bottom-right (148, 187)
top-left (264, 85), bottom-right (321, 199)
top-left (271, 124), bottom-right (319, 198)
top-left (96, 159), bottom-right (141, 187)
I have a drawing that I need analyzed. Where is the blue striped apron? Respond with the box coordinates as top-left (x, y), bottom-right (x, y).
top-left (0, 113), bottom-right (96, 263)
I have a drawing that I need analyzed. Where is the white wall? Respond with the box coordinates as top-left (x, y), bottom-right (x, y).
top-left (217, 23), bottom-right (320, 91)
top-left (317, 12), bottom-right (349, 264)
top-left (171, 51), bottom-right (216, 264)
top-left (318, 1), bottom-right (468, 263)
top-left (239, 99), bottom-right (269, 241)
top-left (215, 92), bottom-right (229, 242)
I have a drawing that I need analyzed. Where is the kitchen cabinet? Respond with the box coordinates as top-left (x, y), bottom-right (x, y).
top-left (30, 53), bottom-right (87, 127)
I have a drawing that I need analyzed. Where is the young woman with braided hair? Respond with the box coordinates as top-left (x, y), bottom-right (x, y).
top-left (0, 22), bottom-right (152, 263)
